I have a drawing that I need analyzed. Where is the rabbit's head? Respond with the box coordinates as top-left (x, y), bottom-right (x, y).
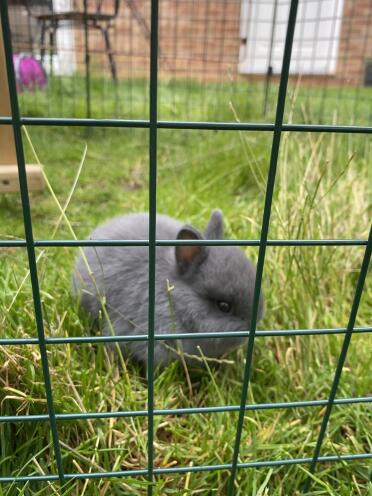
top-left (172, 210), bottom-right (264, 359)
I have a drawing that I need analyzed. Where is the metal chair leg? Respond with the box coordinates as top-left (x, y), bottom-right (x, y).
top-left (40, 20), bottom-right (46, 63)
top-left (49, 25), bottom-right (56, 76)
top-left (101, 25), bottom-right (117, 82)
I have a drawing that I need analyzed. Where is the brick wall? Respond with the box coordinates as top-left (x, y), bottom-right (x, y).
top-left (79, 0), bottom-right (242, 81)
top-left (336, 0), bottom-right (372, 85)
top-left (9, 0), bottom-right (372, 86)
top-left (83, 0), bottom-right (371, 85)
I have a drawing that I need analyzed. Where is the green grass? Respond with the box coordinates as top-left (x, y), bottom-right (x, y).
top-left (16, 73), bottom-right (372, 125)
top-left (0, 78), bottom-right (371, 495)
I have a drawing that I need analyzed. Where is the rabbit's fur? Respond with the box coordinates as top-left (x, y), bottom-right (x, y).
top-left (73, 210), bottom-right (264, 367)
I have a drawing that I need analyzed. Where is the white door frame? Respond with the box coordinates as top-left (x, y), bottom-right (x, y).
top-left (239, 0), bottom-right (345, 75)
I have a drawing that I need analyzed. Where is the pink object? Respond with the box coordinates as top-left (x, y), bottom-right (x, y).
top-left (13, 53), bottom-right (47, 92)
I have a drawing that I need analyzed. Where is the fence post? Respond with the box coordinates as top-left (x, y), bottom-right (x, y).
top-left (0, 1), bottom-right (64, 485)
top-left (0, 16), bottom-right (43, 193)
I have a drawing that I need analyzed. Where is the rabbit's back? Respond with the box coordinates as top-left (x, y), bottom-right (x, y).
top-left (89, 212), bottom-right (182, 241)
top-left (73, 213), bottom-right (182, 322)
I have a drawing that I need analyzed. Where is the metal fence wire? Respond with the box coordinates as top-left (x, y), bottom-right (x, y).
top-left (0, 0), bottom-right (371, 494)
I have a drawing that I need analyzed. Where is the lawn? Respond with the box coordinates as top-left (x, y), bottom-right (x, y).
top-left (0, 77), bottom-right (371, 495)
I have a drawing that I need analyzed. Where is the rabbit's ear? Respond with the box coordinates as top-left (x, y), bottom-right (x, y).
top-left (205, 209), bottom-right (224, 240)
top-left (176, 226), bottom-right (208, 274)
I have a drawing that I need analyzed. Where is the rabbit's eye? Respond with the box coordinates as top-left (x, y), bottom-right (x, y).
top-left (217, 300), bottom-right (231, 313)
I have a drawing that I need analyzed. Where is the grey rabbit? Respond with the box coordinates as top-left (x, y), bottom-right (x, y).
top-left (72, 210), bottom-right (264, 368)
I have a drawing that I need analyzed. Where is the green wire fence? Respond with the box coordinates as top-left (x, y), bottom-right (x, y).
top-left (0, 0), bottom-right (371, 494)
top-left (9, 0), bottom-right (372, 125)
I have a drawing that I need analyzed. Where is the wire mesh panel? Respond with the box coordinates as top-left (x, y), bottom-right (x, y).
top-left (1, 0), bottom-right (372, 494)
top-left (5, 0), bottom-right (372, 124)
